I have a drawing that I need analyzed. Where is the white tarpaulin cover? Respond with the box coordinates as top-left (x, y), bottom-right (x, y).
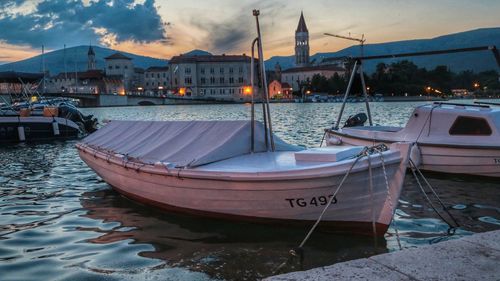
top-left (82, 120), bottom-right (302, 167)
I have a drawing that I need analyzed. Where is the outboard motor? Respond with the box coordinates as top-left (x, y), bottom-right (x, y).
top-left (343, 113), bottom-right (367, 128)
top-left (58, 104), bottom-right (98, 134)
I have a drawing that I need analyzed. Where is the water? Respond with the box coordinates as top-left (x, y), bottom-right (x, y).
top-left (1, 102), bottom-right (499, 281)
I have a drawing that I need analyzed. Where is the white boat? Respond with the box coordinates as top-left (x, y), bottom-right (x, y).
top-left (0, 71), bottom-right (97, 143)
top-left (326, 102), bottom-right (500, 177)
top-left (77, 120), bottom-right (411, 235)
top-left (77, 10), bottom-right (413, 236)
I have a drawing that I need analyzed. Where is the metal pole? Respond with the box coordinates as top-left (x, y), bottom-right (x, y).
top-left (253, 9), bottom-right (275, 151)
top-left (250, 37), bottom-right (259, 153)
top-left (359, 62), bottom-right (373, 126)
top-left (335, 60), bottom-right (358, 129)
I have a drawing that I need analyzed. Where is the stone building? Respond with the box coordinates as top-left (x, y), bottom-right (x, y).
top-left (144, 66), bottom-right (170, 96)
top-left (104, 53), bottom-right (135, 91)
top-left (46, 46), bottom-right (125, 95)
top-left (295, 12), bottom-right (310, 67)
top-left (168, 54), bottom-right (256, 101)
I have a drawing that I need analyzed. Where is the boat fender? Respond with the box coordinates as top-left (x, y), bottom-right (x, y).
top-left (114, 154), bottom-right (125, 159)
top-left (18, 126), bottom-right (26, 141)
top-left (327, 135), bottom-right (342, 145)
top-left (410, 144), bottom-right (422, 167)
top-left (52, 120), bottom-right (60, 136)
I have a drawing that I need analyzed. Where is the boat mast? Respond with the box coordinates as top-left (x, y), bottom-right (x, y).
top-left (324, 33), bottom-right (373, 129)
top-left (42, 44), bottom-right (46, 95)
top-left (64, 44), bottom-right (67, 79)
top-left (253, 9), bottom-right (275, 151)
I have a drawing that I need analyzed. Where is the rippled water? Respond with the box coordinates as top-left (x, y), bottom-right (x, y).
top-left (1, 101), bottom-right (499, 281)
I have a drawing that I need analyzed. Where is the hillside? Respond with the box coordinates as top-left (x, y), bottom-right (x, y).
top-left (0, 45), bottom-right (168, 75)
top-left (265, 27), bottom-right (500, 73)
top-left (1, 28), bottom-right (499, 75)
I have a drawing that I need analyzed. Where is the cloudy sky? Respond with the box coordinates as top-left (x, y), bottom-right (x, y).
top-left (0, 0), bottom-right (499, 63)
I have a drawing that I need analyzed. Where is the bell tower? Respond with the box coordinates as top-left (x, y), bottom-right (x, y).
top-left (87, 45), bottom-right (96, 70)
top-left (295, 11), bottom-right (309, 67)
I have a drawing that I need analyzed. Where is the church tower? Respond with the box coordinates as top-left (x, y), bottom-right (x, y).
top-left (87, 45), bottom-right (96, 70)
top-left (295, 11), bottom-right (309, 67)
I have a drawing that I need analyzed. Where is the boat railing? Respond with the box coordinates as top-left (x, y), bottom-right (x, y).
top-left (474, 101), bottom-right (500, 107)
top-left (433, 102), bottom-right (490, 108)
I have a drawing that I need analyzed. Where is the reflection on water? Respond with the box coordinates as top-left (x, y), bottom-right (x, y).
top-left (1, 102), bottom-right (499, 280)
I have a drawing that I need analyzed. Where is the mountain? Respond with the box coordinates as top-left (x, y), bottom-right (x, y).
top-left (0, 45), bottom-right (168, 75)
top-left (2, 28), bottom-right (499, 75)
top-left (265, 28), bottom-right (500, 73)
top-left (182, 49), bottom-right (213, 56)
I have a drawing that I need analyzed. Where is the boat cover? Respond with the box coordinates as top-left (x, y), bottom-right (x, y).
top-left (81, 120), bottom-right (303, 167)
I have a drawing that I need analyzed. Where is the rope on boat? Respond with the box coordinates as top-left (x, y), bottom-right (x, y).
top-left (379, 149), bottom-right (402, 250)
top-left (409, 159), bottom-right (460, 233)
top-left (272, 144), bottom-right (390, 274)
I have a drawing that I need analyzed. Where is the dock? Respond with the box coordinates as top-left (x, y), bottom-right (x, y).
top-left (265, 230), bottom-right (500, 281)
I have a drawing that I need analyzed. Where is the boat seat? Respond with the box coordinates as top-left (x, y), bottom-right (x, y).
top-left (295, 146), bottom-right (364, 162)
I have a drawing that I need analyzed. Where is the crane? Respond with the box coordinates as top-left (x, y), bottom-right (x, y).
top-left (324, 32), bottom-right (372, 128)
top-left (324, 33), bottom-right (365, 44)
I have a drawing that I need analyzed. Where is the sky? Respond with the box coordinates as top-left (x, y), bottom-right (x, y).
top-left (0, 0), bottom-right (499, 64)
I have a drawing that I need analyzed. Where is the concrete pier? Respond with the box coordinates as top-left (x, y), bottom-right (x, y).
top-left (265, 230), bottom-right (500, 281)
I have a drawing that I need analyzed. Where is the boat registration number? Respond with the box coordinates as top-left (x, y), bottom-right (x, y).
top-left (285, 195), bottom-right (338, 208)
top-left (495, 159), bottom-right (500, 164)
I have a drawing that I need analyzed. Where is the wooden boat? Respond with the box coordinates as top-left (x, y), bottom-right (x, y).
top-left (326, 102), bottom-right (500, 177)
top-left (77, 10), bottom-right (412, 236)
top-left (77, 120), bottom-right (412, 235)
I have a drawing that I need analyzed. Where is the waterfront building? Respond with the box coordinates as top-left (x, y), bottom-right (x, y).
top-left (168, 54), bottom-right (256, 101)
top-left (268, 80), bottom-right (292, 99)
top-left (281, 65), bottom-right (346, 91)
top-left (144, 66), bottom-right (170, 96)
top-left (295, 12), bottom-right (310, 67)
top-left (104, 52), bottom-right (135, 91)
top-left (46, 46), bottom-right (125, 95)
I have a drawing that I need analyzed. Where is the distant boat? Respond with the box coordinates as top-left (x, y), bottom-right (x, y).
top-left (0, 71), bottom-right (97, 143)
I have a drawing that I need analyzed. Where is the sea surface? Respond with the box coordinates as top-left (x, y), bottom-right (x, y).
top-left (1, 101), bottom-right (499, 281)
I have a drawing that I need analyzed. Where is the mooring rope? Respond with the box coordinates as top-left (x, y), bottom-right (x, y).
top-left (379, 149), bottom-right (402, 250)
top-left (272, 144), bottom-right (393, 275)
top-left (409, 159), bottom-right (460, 233)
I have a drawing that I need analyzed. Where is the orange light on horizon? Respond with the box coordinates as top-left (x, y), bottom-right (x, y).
top-left (179, 87), bottom-right (186, 96)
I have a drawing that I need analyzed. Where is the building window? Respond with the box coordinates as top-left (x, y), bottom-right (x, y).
top-left (220, 77), bottom-right (225, 83)
top-left (185, 77), bottom-right (192, 84)
top-left (220, 89), bottom-right (224, 94)
top-left (210, 77), bottom-right (215, 84)
top-left (115, 65), bottom-right (120, 69)
top-left (185, 67), bottom-right (191, 74)
top-left (238, 77), bottom-right (244, 83)
top-left (201, 77), bottom-right (206, 84)
top-left (229, 77), bottom-right (234, 84)
top-left (210, 68), bottom-right (214, 74)
top-left (201, 68), bottom-right (205, 74)
top-left (163, 81), bottom-right (166, 86)
top-left (229, 67), bottom-right (234, 74)
top-left (163, 73), bottom-right (166, 78)
top-left (449, 116), bottom-right (492, 136)
top-left (220, 68), bottom-right (224, 74)
top-left (157, 73), bottom-right (160, 78)
top-left (124, 65), bottom-right (128, 69)
top-left (108, 66), bottom-right (112, 69)
top-left (239, 66), bottom-right (243, 73)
